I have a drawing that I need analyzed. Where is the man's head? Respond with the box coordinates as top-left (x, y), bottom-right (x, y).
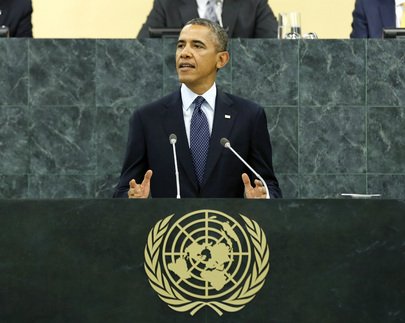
top-left (184, 18), bottom-right (229, 51)
top-left (176, 18), bottom-right (229, 94)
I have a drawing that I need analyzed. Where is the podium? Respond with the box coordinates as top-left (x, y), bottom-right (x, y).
top-left (0, 199), bottom-right (404, 322)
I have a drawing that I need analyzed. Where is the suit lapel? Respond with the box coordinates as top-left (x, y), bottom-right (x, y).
top-left (163, 91), bottom-right (199, 191)
top-left (179, 0), bottom-right (200, 26)
top-left (222, 0), bottom-right (238, 37)
top-left (378, 0), bottom-right (396, 28)
top-left (203, 90), bottom-right (237, 186)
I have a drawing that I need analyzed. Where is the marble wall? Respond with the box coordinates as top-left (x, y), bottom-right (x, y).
top-left (0, 39), bottom-right (404, 198)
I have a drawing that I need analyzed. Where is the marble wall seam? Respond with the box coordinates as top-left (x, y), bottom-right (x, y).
top-left (27, 174), bottom-right (97, 198)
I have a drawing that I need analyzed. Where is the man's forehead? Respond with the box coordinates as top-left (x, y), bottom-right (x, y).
top-left (178, 25), bottom-right (215, 43)
top-left (181, 24), bottom-right (209, 33)
top-left (179, 25), bottom-right (209, 37)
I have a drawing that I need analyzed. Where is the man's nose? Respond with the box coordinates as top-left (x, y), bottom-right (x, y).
top-left (179, 45), bottom-right (192, 57)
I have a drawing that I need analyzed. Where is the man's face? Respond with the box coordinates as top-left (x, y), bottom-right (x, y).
top-left (176, 24), bottom-right (228, 94)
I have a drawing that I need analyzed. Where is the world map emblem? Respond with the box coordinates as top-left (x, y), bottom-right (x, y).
top-left (144, 209), bottom-right (270, 316)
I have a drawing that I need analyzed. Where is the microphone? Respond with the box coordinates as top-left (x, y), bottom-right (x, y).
top-left (169, 134), bottom-right (181, 199)
top-left (220, 138), bottom-right (270, 199)
top-left (0, 25), bottom-right (10, 38)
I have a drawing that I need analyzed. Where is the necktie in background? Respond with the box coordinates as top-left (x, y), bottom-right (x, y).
top-left (402, 4), bottom-right (405, 27)
top-left (204, 0), bottom-right (218, 23)
top-left (190, 96), bottom-right (210, 185)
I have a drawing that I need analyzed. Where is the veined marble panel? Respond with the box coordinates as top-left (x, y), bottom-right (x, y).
top-left (29, 105), bottom-right (96, 175)
top-left (299, 106), bottom-right (366, 174)
top-left (0, 39), bottom-right (28, 106)
top-left (28, 175), bottom-right (95, 198)
top-left (264, 107), bottom-right (298, 174)
top-left (368, 175), bottom-right (405, 199)
top-left (300, 40), bottom-right (365, 107)
top-left (300, 175), bottom-right (367, 198)
top-left (96, 106), bottom-right (133, 175)
top-left (276, 174), bottom-right (299, 198)
top-left (232, 39), bottom-right (298, 107)
top-left (0, 175), bottom-right (28, 198)
top-left (0, 105), bottom-right (30, 174)
top-left (367, 40), bottom-right (405, 107)
top-left (29, 40), bottom-right (95, 106)
top-left (96, 39), bottom-right (163, 108)
top-left (368, 107), bottom-right (405, 173)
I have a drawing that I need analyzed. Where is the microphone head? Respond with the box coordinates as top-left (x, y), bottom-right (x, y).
top-left (169, 133), bottom-right (177, 144)
top-left (220, 137), bottom-right (230, 148)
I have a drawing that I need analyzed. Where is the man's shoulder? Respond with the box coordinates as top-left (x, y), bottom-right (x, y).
top-left (133, 90), bottom-right (180, 114)
top-left (219, 91), bottom-right (262, 111)
top-left (5, 0), bottom-right (32, 11)
top-left (152, 0), bottom-right (184, 8)
top-left (355, 0), bottom-right (381, 9)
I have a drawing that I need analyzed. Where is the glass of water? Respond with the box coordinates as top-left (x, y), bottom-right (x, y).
top-left (278, 12), bottom-right (301, 39)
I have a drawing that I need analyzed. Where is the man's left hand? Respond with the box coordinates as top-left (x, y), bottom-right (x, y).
top-left (242, 173), bottom-right (268, 199)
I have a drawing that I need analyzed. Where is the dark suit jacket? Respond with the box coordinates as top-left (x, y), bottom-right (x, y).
top-left (113, 88), bottom-right (282, 198)
top-left (137, 0), bottom-right (278, 38)
top-left (0, 0), bottom-right (32, 37)
top-left (350, 0), bottom-right (395, 38)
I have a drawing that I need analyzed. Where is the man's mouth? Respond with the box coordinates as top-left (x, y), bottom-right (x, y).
top-left (178, 63), bottom-right (195, 69)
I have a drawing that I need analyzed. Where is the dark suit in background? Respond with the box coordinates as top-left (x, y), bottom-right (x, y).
top-left (113, 88), bottom-right (282, 198)
top-left (0, 0), bottom-right (33, 37)
top-left (137, 0), bottom-right (278, 38)
top-left (350, 0), bottom-right (395, 38)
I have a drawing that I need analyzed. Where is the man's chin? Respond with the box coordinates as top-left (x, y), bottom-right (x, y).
top-left (177, 75), bottom-right (195, 85)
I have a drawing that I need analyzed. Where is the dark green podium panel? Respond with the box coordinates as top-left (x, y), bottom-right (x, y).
top-left (0, 199), bottom-right (404, 323)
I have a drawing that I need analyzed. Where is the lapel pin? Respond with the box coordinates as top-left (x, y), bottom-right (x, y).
top-left (225, 114), bottom-right (231, 119)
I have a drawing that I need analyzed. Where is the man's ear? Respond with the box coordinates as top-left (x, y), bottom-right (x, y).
top-left (216, 51), bottom-right (230, 69)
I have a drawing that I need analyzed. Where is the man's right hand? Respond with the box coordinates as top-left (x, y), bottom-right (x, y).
top-left (127, 170), bottom-right (153, 199)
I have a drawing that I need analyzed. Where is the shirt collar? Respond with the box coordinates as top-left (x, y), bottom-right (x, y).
top-left (181, 83), bottom-right (217, 112)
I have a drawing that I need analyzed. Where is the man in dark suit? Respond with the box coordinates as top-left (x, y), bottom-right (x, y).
top-left (114, 18), bottom-right (281, 199)
top-left (137, 0), bottom-right (278, 38)
top-left (0, 0), bottom-right (33, 37)
top-left (350, 0), bottom-right (396, 38)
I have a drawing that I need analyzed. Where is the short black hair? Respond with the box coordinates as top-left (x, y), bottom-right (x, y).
top-left (184, 18), bottom-right (228, 52)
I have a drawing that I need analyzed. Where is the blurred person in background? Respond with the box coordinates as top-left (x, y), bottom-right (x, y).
top-left (0, 0), bottom-right (33, 37)
top-left (350, 0), bottom-right (402, 38)
top-left (137, 0), bottom-right (278, 38)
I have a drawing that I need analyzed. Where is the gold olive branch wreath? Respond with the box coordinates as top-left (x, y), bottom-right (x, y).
top-left (144, 213), bottom-right (269, 316)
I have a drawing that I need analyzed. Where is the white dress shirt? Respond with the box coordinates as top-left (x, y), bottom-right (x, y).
top-left (181, 83), bottom-right (217, 146)
top-left (395, 0), bottom-right (405, 27)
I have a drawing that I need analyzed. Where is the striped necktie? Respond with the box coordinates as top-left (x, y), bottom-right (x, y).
top-left (190, 96), bottom-right (210, 185)
top-left (204, 0), bottom-right (218, 23)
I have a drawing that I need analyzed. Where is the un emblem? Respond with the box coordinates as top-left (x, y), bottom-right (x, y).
top-left (144, 209), bottom-right (270, 316)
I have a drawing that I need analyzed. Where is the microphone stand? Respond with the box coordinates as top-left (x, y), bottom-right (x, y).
top-left (169, 134), bottom-right (181, 199)
top-left (221, 138), bottom-right (270, 199)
